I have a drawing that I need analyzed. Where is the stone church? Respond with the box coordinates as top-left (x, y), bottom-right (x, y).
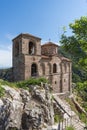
top-left (12, 33), bottom-right (72, 93)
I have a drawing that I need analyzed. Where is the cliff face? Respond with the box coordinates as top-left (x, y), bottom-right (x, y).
top-left (0, 83), bottom-right (54, 130)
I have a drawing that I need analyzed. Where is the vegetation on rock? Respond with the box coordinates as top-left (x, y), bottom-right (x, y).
top-left (16, 77), bottom-right (48, 89)
top-left (60, 16), bottom-right (87, 124)
top-left (66, 125), bottom-right (75, 130)
top-left (0, 82), bottom-right (5, 97)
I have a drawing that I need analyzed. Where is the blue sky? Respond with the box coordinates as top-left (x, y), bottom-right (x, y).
top-left (0, 0), bottom-right (87, 68)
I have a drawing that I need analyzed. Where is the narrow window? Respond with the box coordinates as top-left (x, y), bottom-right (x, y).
top-left (53, 63), bottom-right (57, 73)
top-left (31, 63), bottom-right (37, 76)
top-left (55, 81), bottom-right (57, 84)
top-left (29, 42), bottom-right (35, 55)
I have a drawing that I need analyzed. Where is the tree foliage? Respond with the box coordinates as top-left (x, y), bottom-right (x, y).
top-left (60, 16), bottom-right (87, 82)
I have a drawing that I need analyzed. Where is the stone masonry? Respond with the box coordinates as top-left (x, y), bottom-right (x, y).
top-left (12, 33), bottom-right (72, 93)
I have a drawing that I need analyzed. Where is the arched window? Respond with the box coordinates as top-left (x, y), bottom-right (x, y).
top-left (29, 42), bottom-right (35, 55)
top-left (15, 42), bottom-right (19, 56)
top-left (53, 63), bottom-right (57, 73)
top-left (31, 63), bottom-right (37, 76)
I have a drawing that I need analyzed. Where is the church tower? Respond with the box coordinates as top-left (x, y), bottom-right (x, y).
top-left (12, 33), bottom-right (41, 81)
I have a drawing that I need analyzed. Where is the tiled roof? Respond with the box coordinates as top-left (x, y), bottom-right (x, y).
top-left (41, 42), bottom-right (59, 47)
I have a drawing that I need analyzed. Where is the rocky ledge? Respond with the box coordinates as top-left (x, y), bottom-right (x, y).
top-left (0, 83), bottom-right (55, 130)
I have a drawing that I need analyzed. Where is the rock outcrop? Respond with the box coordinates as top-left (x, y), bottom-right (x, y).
top-left (0, 83), bottom-right (54, 130)
top-left (0, 83), bottom-right (86, 130)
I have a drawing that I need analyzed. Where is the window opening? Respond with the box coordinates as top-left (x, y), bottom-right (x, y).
top-left (31, 63), bottom-right (37, 76)
top-left (29, 42), bottom-right (35, 55)
top-left (53, 63), bottom-right (57, 73)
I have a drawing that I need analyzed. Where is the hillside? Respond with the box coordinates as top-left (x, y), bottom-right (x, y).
top-left (0, 79), bottom-right (86, 130)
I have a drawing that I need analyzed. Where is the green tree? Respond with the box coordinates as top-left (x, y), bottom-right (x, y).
top-left (60, 16), bottom-right (87, 82)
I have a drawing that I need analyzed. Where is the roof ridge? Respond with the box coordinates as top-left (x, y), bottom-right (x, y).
top-left (41, 41), bottom-right (59, 47)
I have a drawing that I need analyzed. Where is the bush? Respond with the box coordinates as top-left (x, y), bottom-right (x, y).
top-left (54, 114), bottom-right (63, 123)
top-left (66, 125), bottom-right (75, 130)
top-left (0, 79), bottom-right (16, 88)
top-left (76, 81), bottom-right (87, 101)
top-left (16, 77), bottom-right (48, 89)
top-left (54, 114), bottom-right (59, 123)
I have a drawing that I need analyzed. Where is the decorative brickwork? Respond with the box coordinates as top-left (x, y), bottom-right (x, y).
top-left (12, 33), bottom-right (72, 93)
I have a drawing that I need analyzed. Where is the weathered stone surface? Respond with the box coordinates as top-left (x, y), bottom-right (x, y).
top-left (12, 33), bottom-right (72, 94)
top-left (0, 84), bottom-right (54, 130)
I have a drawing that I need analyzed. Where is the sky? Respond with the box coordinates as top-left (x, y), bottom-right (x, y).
top-left (0, 0), bottom-right (87, 68)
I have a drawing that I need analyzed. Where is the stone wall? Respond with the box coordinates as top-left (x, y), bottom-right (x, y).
top-left (12, 33), bottom-right (72, 94)
top-left (41, 43), bottom-right (58, 56)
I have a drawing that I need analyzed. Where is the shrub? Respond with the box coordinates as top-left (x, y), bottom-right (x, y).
top-left (66, 125), bottom-right (75, 130)
top-left (76, 81), bottom-right (87, 101)
top-left (54, 114), bottom-right (59, 123)
top-left (54, 114), bottom-right (63, 123)
top-left (0, 79), bottom-right (16, 88)
top-left (16, 77), bottom-right (48, 89)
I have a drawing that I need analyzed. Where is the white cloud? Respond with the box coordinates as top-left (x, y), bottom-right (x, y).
top-left (0, 33), bottom-right (14, 68)
top-left (0, 45), bottom-right (12, 68)
top-left (5, 33), bottom-right (14, 41)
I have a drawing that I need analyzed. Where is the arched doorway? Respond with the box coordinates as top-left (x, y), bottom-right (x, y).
top-left (31, 63), bottom-right (37, 76)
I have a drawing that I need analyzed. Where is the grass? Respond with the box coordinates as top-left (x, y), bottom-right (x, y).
top-left (0, 79), bottom-right (16, 87)
top-left (66, 98), bottom-right (78, 114)
top-left (66, 125), bottom-right (75, 130)
top-left (54, 114), bottom-right (59, 123)
top-left (0, 83), bottom-right (5, 97)
top-left (0, 77), bottom-right (48, 92)
top-left (66, 97), bottom-right (87, 124)
top-left (0, 77), bottom-right (48, 97)
top-left (16, 77), bottom-right (48, 89)
top-left (54, 113), bottom-right (63, 123)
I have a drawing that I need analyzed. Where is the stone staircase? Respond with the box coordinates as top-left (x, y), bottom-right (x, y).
top-left (53, 94), bottom-right (85, 130)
